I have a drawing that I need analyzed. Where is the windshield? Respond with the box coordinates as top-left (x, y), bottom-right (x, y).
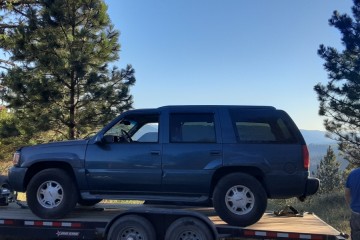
top-left (104, 114), bottom-right (159, 143)
top-left (105, 119), bottom-right (136, 137)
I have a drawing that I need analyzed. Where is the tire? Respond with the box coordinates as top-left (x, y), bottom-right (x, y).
top-left (213, 173), bottom-right (267, 227)
top-left (78, 198), bottom-right (102, 206)
top-left (26, 168), bottom-right (78, 219)
top-left (107, 215), bottom-right (156, 240)
top-left (165, 217), bottom-right (214, 240)
top-left (0, 175), bottom-right (7, 185)
top-left (0, 175), bottom-right (11, 191)
top-left (0, 178), bottom-right (8, 206)
top-left (0, 176), bottom-right (14, 206)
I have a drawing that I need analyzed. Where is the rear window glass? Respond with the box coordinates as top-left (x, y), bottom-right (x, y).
top-left (229, 109), bottom-right (298, 143)
top-left (170, 113), bottom-right (216, 143)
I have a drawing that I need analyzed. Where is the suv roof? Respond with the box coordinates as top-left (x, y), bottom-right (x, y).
top-left (159, 105), bottom-right (276, 110)
top-left (122, 105), bottom-right (278, 115)
top-left (126, 105), bottom-right (277, 112)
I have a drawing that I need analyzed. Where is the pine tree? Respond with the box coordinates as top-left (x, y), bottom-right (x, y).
top-left (314, 146), bottom-right (342, 194)
top-left (314, 0), bottom-right (360, 166)
top-left (0, 0), bottom-right (135, 140)
top-left (0, 107), bottom-right (27, 163)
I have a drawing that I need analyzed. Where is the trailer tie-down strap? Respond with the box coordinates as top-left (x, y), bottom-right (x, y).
top-left (273, 205), bottom-right (304, 217)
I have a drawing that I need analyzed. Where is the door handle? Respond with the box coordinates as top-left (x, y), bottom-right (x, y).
top-left (150, 151), bottom-right (161, 155)
top-left (210, 150), bottom-right (221, 156)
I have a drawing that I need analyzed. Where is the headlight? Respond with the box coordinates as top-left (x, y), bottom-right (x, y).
top-left (13, 152), bottom-right (20, 166)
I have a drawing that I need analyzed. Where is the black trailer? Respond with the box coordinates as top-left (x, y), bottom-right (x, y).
top-left (0, 201), bottom-right (348, 240)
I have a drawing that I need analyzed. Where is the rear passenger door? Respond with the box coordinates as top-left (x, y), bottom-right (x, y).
top-left (162, 109), bottom-right (222, 196)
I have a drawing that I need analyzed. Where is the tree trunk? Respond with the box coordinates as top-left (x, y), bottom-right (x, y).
top-left (69, 70), bottom-right (76, 140)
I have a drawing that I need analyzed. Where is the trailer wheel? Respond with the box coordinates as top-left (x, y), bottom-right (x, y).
top-left (107, 215), bottom-right (156, 240)
top-left (213, 173), bottom-right (267, 227)
top-left (26, 168), bottom-right (78, 219)
top-left (164, 217), bottom-right (213, 240)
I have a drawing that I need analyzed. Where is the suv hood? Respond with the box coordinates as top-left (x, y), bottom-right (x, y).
top-left (22, 139), bottom-right (88, 150)
top-left (18, 139), bottom-right (89, 168)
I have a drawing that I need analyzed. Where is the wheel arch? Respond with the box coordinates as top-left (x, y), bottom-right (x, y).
top-left (23, 161), bottom-right (77, 191)
top-left (210, 166), bottom-right (268, 197)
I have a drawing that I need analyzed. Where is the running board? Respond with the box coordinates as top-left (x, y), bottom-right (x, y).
top-left (81, 192), bottom-right (208, 203)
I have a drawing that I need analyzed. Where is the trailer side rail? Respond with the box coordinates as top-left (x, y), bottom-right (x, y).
top-left (0, 204), bottom-right (348, 240)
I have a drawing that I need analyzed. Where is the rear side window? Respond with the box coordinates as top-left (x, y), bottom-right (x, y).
top-left (170, 113), bottom-right (216, 143)
top-left (229, 109), bottom-right (297, 143)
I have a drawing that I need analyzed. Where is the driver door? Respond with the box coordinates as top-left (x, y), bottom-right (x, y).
top-left (85, 113), bottom-right (162, 194)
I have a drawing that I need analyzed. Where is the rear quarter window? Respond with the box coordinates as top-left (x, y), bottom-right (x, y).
top-left (170, 113), bottom-right (216, 143)
top-left (229, 109), bottom-right (298, 144)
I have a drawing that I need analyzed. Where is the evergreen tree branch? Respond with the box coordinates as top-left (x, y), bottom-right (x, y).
top-left (0, 59), bottom-right (16, 67)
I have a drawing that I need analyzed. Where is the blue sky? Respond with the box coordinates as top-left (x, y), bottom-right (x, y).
top-left (104, 0), bottom-right (353, 130)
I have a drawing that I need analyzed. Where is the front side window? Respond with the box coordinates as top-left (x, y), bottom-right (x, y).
top-left (104, 114), bottom-right (159, 143)
top-left (229, 109), bottom-right (297, 143)
top-left (132, 123), bottom-right (159, 142)
top-left (170, 113), bottom-right (216, 143)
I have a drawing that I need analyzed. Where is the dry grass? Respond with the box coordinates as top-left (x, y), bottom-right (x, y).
top-left (0, 161), bottom-right (11, 176)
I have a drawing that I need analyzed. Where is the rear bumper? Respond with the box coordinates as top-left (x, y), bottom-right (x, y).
top-left (304, 177), bottom-right (320, 196)
top-left (264, 173), bottom-right (319, 199)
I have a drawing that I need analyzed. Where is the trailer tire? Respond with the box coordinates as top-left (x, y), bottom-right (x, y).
top-left (26, 168), bottom-right (78, 219)
top-left (107, 215), bottom-right (156, 240)
top-left (165, 217), bottom-right (213, 240)
top-left (213, 173), bottom-right (267, 227)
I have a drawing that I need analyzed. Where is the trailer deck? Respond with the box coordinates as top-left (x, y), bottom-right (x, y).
top-left (0, 202), bottom-right (347, 240)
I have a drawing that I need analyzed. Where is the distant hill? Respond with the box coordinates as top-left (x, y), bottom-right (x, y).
top-left (300, 130), bottom-right (347, 172)
top-left (300, 130), bottom-right (336, 145)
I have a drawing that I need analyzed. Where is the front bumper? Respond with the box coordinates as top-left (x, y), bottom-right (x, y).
top-left (8, 167), bottom-right (27, 192)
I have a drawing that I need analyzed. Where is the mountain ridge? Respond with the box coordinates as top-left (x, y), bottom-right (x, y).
top-left (300, 130), bottom-right (348, 171)
top-left (300, 129), bottom-right (336, 145)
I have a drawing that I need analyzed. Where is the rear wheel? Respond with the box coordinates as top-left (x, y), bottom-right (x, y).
top-left (213, 173), bottom-right (267, 226)
top-left (26, 168), bottom-right (78, 219)
top-left (165, 217), bottom-right (214, 240)
top-left (107, 215), bottom-right (156, 240)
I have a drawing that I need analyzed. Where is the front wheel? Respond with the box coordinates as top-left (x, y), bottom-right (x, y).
top-left (26, 168), bottom-right (78, 219)
top-left (213, 173), bottom-right (267, 227)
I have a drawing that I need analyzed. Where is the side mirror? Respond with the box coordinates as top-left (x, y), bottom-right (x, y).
top-left (94, 133), bottom-right (118, 144)
top-left (94, 133), bottom-right (104, 144)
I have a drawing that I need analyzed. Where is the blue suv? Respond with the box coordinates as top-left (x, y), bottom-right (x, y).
top-left (8, 105), bottom-right (319, 226)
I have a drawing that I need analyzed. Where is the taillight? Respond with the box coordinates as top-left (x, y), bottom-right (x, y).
top-left (302, 145), bottom-right (310, 170)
